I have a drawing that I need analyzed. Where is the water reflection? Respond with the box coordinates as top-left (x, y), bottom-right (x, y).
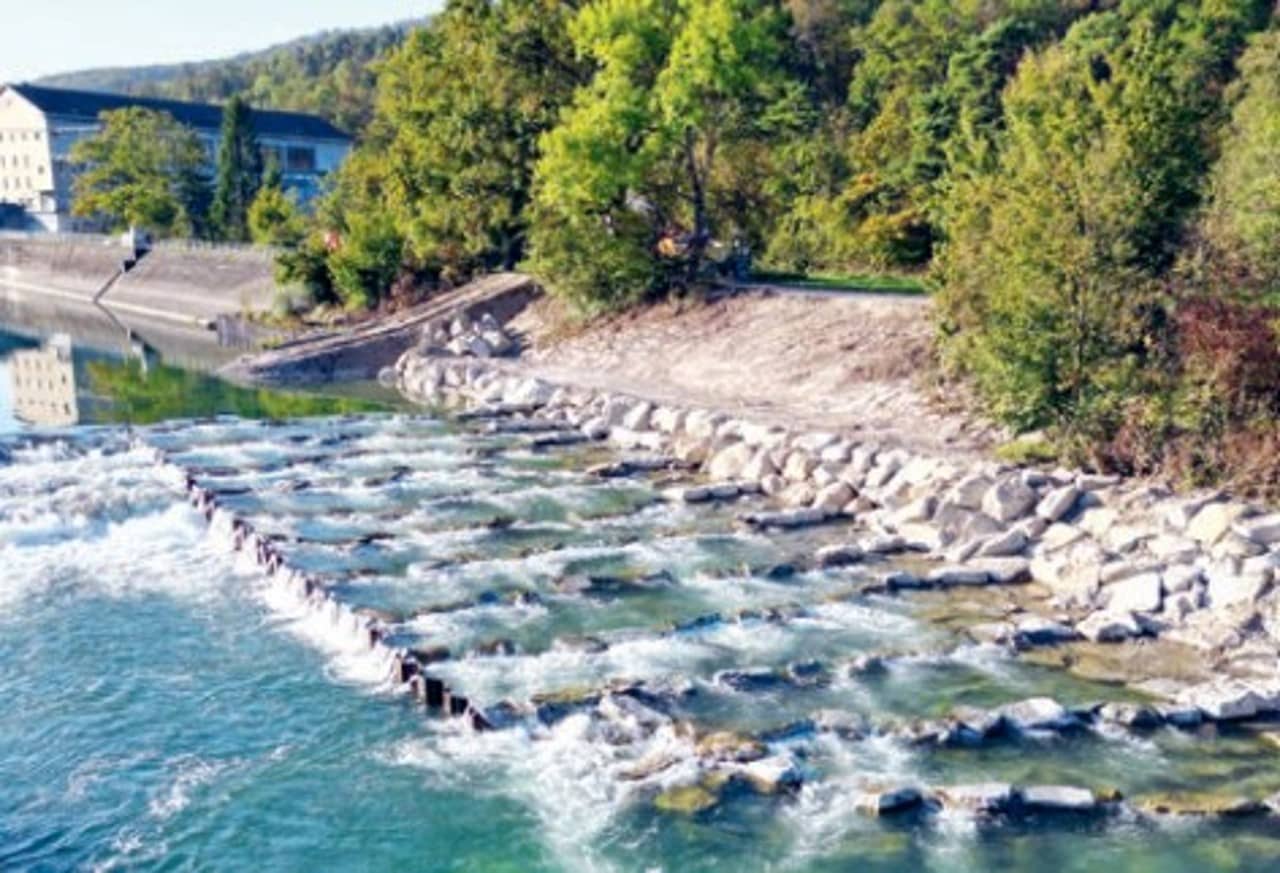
top-left (9, 335), bottom-right (79, 426)
top-left (0, 304), bottom-right (403, 431)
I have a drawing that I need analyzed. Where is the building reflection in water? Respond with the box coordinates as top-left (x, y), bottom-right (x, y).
top-left (9, 334), bottom-right (79, 426)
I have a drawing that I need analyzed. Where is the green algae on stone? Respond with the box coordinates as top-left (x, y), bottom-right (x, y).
top-left (1135, 792), bottom-right (1269, 817)
top-left (654, 783), bottom-right (719, 815)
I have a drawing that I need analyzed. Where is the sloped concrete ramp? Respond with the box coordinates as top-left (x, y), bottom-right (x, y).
top-left (220, 273), bottom-right (539, 386)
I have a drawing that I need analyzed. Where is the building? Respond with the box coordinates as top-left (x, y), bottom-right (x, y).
top-left (9, 334), bottom-right (79, 426)
top-left (0, 83), bottom-right (352, 233)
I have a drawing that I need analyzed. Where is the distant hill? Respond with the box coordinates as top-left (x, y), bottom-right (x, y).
top-left (36, 21), bottom-right (427, 135)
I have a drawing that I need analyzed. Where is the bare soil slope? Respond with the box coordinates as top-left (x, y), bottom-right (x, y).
top-left (511, 289), bottom-right (1000, 456)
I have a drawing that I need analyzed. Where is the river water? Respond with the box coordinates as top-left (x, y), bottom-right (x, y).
top-left (3, 322), bottom-right (1280, 873)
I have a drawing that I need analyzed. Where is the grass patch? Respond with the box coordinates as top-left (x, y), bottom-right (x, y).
top-left (749, 269), bottom-right (926, 295)
top-left (994, 434), bottom-right (1059, 466)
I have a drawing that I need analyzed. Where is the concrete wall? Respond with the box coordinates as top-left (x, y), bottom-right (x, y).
top-left (0, 233), bottom-right (129, 300)
top-left (0, 233), bottom-right (278, 326)
top-left (110, 243), bottom-right (278, 320)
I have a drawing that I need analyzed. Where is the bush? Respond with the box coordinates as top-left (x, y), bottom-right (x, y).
top-left (1198, 29), bottom-right (1280, 293)
top-left (327, 214), bottom-right (406, 310)
top-left (525, 208), bottom-right (664, 315)
top-left (274, 237), bottom-right (338, 308)
top-left (248, 185), bottom-right (305, 247)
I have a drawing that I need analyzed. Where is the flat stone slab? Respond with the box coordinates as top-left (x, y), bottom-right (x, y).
top-left (1020, 785), bottom-right (1103, 814)
top-left (739, 508), bottom-right (833, 529)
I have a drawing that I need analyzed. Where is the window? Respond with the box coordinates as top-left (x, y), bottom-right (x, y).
top-left (286, 146), bottom-right (316, 172)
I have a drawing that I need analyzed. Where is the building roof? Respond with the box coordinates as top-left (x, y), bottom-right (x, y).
top-left (5, 83), bottom-right (350, 142)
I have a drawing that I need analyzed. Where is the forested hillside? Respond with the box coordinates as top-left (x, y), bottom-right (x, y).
top-left (38, 22), bottom-right (422, 132)
top-left (268, 0), bottom-right (1278, 493)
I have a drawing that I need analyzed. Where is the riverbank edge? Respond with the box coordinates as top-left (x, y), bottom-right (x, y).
top-left (393, 347), bottom-right (1280, 726)
top-left (130, 384), bottom-right (1280, 825)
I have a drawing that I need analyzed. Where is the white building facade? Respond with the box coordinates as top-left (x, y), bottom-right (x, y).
top-left (0, 84), bottom-right (352, 233)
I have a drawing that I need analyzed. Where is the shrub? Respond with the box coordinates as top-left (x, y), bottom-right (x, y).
top-left (274, 236), bottom-right (338, 308)
top-left (327, 214), bottom-right (406, 310)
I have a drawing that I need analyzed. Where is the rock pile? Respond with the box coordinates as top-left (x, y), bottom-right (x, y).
top-left (393, 352), bottom-right (1280, 720)
top-left (417, 310), bottom-right (517, 359)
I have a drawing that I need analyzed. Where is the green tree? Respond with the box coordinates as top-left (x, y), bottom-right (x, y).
top-left (767, 0), bottom-right (1087, 273)
top-left (526, 0), bottom-right (799, 311)
top-left (248, 159), bottom-right (305, 246)
top-left (70, 107), bottom-right (210, 237)
top-left (210, 95), bottom-right (264, 242)
top-left (935, 0), bottom-right (1271, 445)
top-left (321, 0), bottom-right (587, 295)
top-left (327, 212), bottom-right (405, 310)
top-left (1199, 28), bottom-right (1280, 293)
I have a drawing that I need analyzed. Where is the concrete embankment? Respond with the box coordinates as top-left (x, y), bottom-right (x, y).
top-left (108, 242), bottom-right (277, 326)
top-left (0, 233), bottom-right (277, 330)
top-left (220, 272), bottom-right (538, 386)
top-left (394, 348), bottom-right (1280, 725)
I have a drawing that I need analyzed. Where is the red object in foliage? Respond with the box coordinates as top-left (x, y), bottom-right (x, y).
top-left (324, 229), bottom-right (342, 252)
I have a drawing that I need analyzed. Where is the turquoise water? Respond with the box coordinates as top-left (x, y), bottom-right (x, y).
top-left (4, 335), bottom-right (1280, 871)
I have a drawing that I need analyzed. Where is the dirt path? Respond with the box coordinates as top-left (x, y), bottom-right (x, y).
top-left (510, 288), bottom-right (1001, 458)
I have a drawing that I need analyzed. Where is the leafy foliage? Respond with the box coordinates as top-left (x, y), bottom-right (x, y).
top-left (526, 0), bottom-right (801, 310)
top-left (248, 162), bottom-right (305, 247)
top-left (210, 96), bottom-right (264, 242)
top-left (70, 108), bottom-right (211, 237)
top-left (1198, 29), bottom-right (1280, 292)
top-left (936, 0), bottom-right (1273, 463)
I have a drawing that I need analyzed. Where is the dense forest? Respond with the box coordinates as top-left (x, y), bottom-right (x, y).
top-left (299, 0), bottom-right (1280, 493)
top-left (67, 0), bottom-right (1280, 492)
top-left (39, 23), bottom-right (420, 132)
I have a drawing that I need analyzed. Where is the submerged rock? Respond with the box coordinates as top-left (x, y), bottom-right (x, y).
top-left (654, 783), bottom-right (719, 815)
top-left (695, 730), bottom-right (768, 763)
top-left (1097, 702), bottom-right (1164, 730)
top-left (730, 755), bottom-right (803, 795)
top-left (855, 785), bottom-right (928, 816)
top-left (1134, 792), bottom-right (1269, 818)
top-left (997, 697), bottom-right (1080, 732)
top-left (816, 544), bottom-right (864, 568)
top-left (1020, 785), bottom-right (1107, 814)
top-left (937, 783), bottom-right (1019, 815)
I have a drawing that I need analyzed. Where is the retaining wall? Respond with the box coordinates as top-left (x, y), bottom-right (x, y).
top-left (0, 233), bottom-right (278, 327)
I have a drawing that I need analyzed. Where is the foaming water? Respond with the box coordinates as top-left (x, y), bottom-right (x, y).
top-left (5, 418), bottom-right (1280, 873)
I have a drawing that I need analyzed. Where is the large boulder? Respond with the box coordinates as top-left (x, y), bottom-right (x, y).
top-left (997, 697), bottom-right (1079, 732)
top-left (782, 450), bottom-right (819, 483)
top-left (1234, 513), bottom-right (1280, 547)
top-left (742, 450), bottom-right (780, 483)
top-left (1177, 678), bottom-right (1266, 721)
top-left (1077, 610), bottom-right (1142, 643)
top-left (947, 473), bottom-right (995, 511)
top-left (1205, 569), bottom-right (1272, 608)
top-left (621, 401), bottom-right (655, 431)
top-left (1020, 785), bottom-right (1105, 814)
top-left (854, 785), bottom-right (926, 816)
top-left (1187, 502), bottom-right (1251, 546)
top-left (978, 527), bottom-right (1029, 558)
top-left (813, 482), bottom-right (854, 514)
top-left (937, 783), bottom-right (1018, 815)
top-left (1036, 485), bottom-right (1081, 523)
top-left (982, 477), bottom-right (1038, 524)
top-left (707, 442), bottom-right (755, 481)
top-left (1104, 572), bottom-right (1163, 614)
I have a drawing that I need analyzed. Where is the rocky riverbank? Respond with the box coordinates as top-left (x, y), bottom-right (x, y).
top-left (393, 342), bottom-right (1280, 728)
top-left (128, 384), bottom-right (1280, 833)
